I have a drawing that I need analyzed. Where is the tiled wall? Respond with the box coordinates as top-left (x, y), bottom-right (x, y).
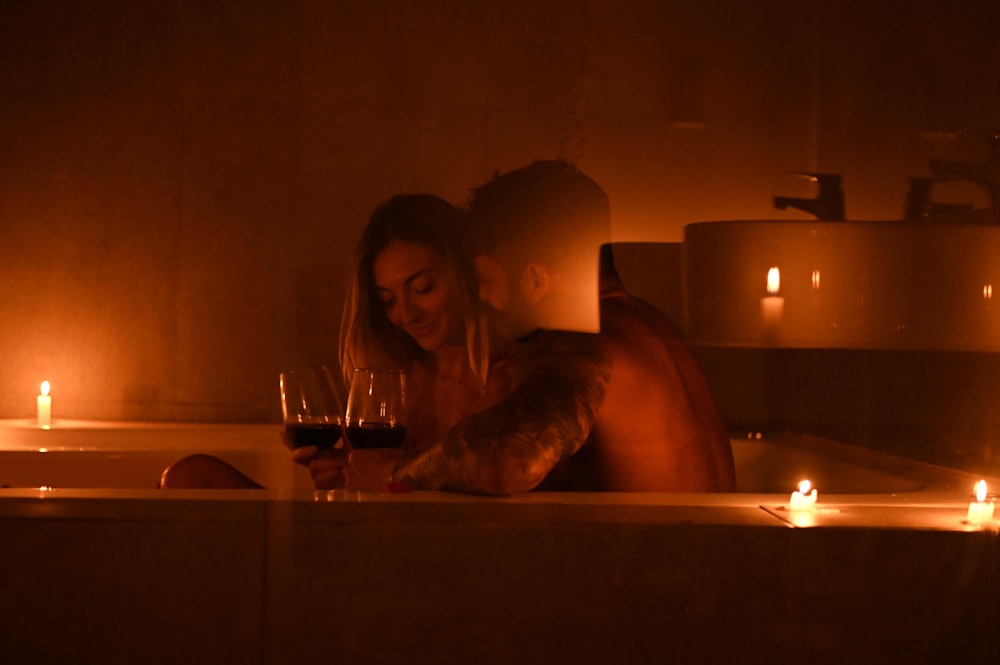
top-left (2, 1), bottom-right (999, 426)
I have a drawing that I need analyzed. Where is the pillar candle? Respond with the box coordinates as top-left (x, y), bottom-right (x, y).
top-left (760, 266), bottom-right (784, 339)
top-left (37, 380), bottom-right (51, 429)
top-left (789, 479), bottom-right (817, 511)
top-left (966, 479), bottom-right (995, 526)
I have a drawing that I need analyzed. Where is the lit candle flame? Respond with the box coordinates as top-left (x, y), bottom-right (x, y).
top-left (40, 381), bottom-right (50, 397)
top-left (766, 267), bottom-right (780, 296)
top-left (975, 479), bottom-right (987, 503)
top-left (798, 479), bottom-right (811, 494)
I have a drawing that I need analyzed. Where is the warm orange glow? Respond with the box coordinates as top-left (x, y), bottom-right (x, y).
top-left (811, 270), bottom-right (821, 289)
top-left (766, 267), bottom-right (780, 295)
top-left (984, 284), bottom-right (993, 300)
top-left (967, 479), bottom-right (994, 525)
top-left (37, 381), bottom-right (52, 429)
top-left (789, 478), bottom-right (817, 511)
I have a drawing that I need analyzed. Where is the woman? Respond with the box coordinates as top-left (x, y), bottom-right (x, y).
top-left (341, 194), bottom-right (504, 434)
top-left (299, 193), bottom-right (511, 489)
top-left (160, 194), bottom-right (510, 489)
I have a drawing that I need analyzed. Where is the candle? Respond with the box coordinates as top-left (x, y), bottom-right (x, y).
top-left (760, 266), bottom-right (784, 338)
top-left (789, 479), bottom-right (817, 511)
top-left (37, 380), bottom-right (52, 429)
top-left (965, 479), bottom-right (995, 526)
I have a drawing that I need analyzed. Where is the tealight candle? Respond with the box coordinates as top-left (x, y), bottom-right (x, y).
top-left (760, 267), bottom-right (784, 338)
top-left (37, 381), bottom-right (52, 429)
top-left (965, 479), bottom-right (994, 526)
top-left (789, 479), bottom-right (817, 511)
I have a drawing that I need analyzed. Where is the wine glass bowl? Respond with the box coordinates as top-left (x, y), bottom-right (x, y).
top-left (279, 367), bottom-right (346, 452)
top-left (345, 368), bottom-right (407, 449)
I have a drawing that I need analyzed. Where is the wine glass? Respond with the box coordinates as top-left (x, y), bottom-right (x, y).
top-left (345, 368), bottom-right (407, 449)
top-left (279, 367), bottom-right (346, 454)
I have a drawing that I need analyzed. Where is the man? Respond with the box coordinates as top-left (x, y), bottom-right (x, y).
top-left (392, 160), bottom-right (736, 493)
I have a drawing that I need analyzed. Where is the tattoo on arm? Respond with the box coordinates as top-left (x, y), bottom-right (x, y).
top-left (394, 331), bottom-right (609, 494)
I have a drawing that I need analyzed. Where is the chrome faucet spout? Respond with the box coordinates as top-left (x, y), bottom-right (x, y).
top-left (904, 176), bottom-right (976, 221)
top-left (772, 172), bottom-right (845, 221)
top-left (929, 128), bottom-right (1000, 224)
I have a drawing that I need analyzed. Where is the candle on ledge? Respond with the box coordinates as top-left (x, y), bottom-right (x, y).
top-left (789, 479), bottom-right (817, 511)
top-left (760, 266), bottom-right (785, 337)
top-left (37, 380), bottom-right (52, 429)
top-left (965, 479), bottom-right (994, 526)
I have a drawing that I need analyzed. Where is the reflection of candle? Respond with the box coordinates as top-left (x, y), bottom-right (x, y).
top-left (760, 267), bottom-right (785, 336)
top-left (789, 479), bottom-right (817, 511)
top-left (37, 381), bottom-right (52, 429)
top-left (966, 479), bottom-right (994, 525)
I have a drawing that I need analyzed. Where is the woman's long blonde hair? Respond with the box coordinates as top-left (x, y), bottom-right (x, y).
top-left (339, 194), bottom-right (493, 389)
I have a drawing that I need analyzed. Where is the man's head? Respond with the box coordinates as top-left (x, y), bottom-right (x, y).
top-left (467, 160), bottom-right (611, 336)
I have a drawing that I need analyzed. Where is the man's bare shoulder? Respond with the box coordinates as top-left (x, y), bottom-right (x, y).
top-left (599, 292), bottom-right (684, 340)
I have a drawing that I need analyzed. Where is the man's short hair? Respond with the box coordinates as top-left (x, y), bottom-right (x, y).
top-left (467, 160), bottom-right (611, 272)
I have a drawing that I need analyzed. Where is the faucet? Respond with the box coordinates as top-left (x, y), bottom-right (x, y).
top-left (929, 128), bottom-right (1000, 224)
top-left (903, 176), bottom-right (974, 220)
top-left (773, 172), bottom-right (845, 221)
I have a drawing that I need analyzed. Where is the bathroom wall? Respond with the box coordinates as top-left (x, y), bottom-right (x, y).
top-left (2, 1), bottom-right (1000, 434)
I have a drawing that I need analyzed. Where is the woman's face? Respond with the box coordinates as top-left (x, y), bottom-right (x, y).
top-left (373, 239), bottom-right (464, 352)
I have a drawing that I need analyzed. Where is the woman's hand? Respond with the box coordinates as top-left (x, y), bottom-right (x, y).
top-left (344, 449), bottom-right (406, 491)
top-left (284, 429), bottom-right (406, 491)
top-left (290, 444), bottom-right (349, 490)
top-left (282, 427), bottom-right (350, 490)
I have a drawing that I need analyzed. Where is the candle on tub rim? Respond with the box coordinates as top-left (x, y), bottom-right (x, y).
top-left (760, 266), bottom-right (785, 336)
top-left (965, 479), bottom-right (994, 526)
top-left (37, 380), bottom-right (52, 429)
top-left (789, 479), bottom-right (817, 511)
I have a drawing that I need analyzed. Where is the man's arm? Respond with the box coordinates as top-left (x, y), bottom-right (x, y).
top-left (393, 331), bottom-right (609, 495)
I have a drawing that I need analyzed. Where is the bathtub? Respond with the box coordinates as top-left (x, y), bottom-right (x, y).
top-left (2, 423), bottom-right (994, 665)
top-left (0, 419), bottom-right (313, 490)
top-left (730, 432), bottom-right (995, 506)
top-left (0, 418), bottom-right (986, 500)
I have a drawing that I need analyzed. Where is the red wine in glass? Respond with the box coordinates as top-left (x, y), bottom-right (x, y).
top-left (279, 367), bottom-right (347, 453)
top-left (285, 422), bottom-right (345, 451)
top-left (346, 368), bottom-right (407, 451)
top-left (345, 422), bottom-right (407, 449)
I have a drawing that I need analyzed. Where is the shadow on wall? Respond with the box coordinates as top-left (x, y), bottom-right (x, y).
top-left (610, 242), bottom-right (685, 329)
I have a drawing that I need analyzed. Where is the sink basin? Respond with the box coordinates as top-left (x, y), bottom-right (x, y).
top-left (684, 219), bottom-right (1000, 350)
